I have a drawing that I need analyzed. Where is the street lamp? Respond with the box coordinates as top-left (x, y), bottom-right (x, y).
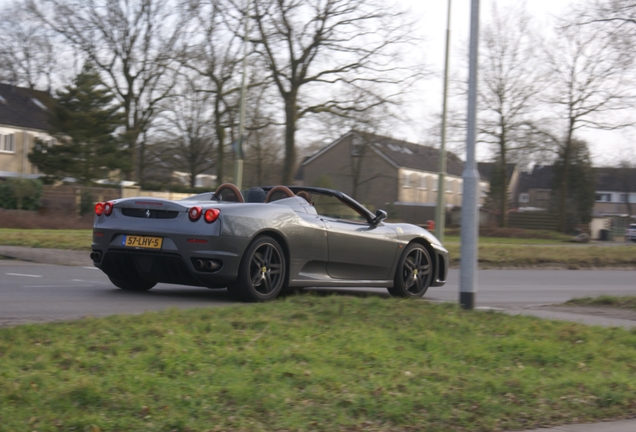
top-left (435, 0), bottom-right (452, 243)
top-left (460, 0), bottom-right (481, 310)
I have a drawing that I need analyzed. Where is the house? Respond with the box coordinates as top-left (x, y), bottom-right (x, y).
top-left (515, 165), bottom-right (554, 210)
top-left (516, 165), bottom-right (636, 218)
top-left (477, 162), bottom-right (521, 206)
top-left (0, 83), bottom-right (54, 179)
top-left (593, 167), bottom-right (636, 217)
top-left (298, 130), bottom-right (489, 223)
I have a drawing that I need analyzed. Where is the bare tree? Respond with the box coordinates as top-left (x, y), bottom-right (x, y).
top-left (28, 0), bottom-right (188, 182)
top-left (574, 0), bottom-right (636, 60)
top-left (178, 0), bottom-right (251, 185)
top-left (246, 0), bottom-right (419, 184)
top-left (478, 4), bottom-right (544, 227)
top-left (151, 80), bottom-right (216, 188)
top-left (0, 2), bottom-right (57, 90)
top-left (544, 23), bottom-right (633, 231)
top-left (242, 77), bottom-right (283, 187)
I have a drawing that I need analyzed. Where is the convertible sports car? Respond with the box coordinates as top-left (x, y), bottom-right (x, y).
top-left (91, 184), bottom-right (449, 302)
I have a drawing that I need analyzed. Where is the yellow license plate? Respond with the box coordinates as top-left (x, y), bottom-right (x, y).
top-left (122, 235), bottom-right (163, 249)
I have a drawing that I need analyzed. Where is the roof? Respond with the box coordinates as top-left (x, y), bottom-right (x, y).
top-left (0, 83), bottom-right (53, 131)
top-left (477, 162), bottom-right (517, 183)
top-left (303, 131), bottom-right (465, 177)
top-left (594, 167), bottom-right (636, 192)
top-left (518, 165), bottom-right (554, 192)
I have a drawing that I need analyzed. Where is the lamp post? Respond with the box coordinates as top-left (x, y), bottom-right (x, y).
top-left (435, 0), bottom-right (452, 243)
top-left (233, 0), bottom-right (251, 190)
top-left (460, 0), bottom-right (481, 310)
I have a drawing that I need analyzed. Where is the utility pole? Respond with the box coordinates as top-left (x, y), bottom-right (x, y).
top-left (460, 0), bottom-right (481, 310)
top-left (435, 0), bottom-right (452, 242)
top-left (233, 0), bottom-right (251, 190)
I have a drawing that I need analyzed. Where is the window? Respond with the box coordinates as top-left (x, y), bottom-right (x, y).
top-left (419, 176), bottom-right (427, 190)
top-left (446, 179), bottom-right (454, 192)
top-left (312, 194), bottom-right (367, 223)
top-left (519, 193), bottom-right (529, 203)
top-left (403, 173), bottom-right (412, 188)
top-left (1, 134), bottom-right (15, 152)
top-left (596, 193), bottom-right (612, 202)
top-left (620, 194), bottom-right (629, 203)
top-left (351, 136), bottom-right (363, 156)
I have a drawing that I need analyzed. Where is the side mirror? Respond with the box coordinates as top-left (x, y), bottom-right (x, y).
top-left (371, 209), bottom-right (387, 226)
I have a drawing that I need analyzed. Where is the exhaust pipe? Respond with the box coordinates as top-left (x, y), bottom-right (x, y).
top-left (205, 260), bottom-right (216, 270)
top-left (90, 251), bottom-right (102, 262)
top-left (194, 259), bottom-right (205, 270)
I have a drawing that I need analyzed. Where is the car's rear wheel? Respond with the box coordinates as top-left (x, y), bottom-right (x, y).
top-left (388, 243), bottom-right (432, 298)
top-left (229, 236), bottom-right (287, 302)
top-left (108, 275), bottom-right (156, 291)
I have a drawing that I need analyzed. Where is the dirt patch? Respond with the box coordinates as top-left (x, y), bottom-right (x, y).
top-left (536, 305), bottom-right (636, 322)
top-left (0, 209), bottom-right (94, 229)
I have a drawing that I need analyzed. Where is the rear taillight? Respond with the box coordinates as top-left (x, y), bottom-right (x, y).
top-left (204, 208), bottom-right (220, 223)
top-left (188, 206), bottom-right (203, 221)
top-left (103, 201), bottom-right (114, 216)
top-left (95, 202), bottom-right (104, 216)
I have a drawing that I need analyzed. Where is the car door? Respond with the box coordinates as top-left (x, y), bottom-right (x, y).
top-left (310, 193), bottom-right (398, 280)
top-left (323, 218), bottom-right (399, 280)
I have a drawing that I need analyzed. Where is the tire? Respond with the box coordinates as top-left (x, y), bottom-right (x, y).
top-left (108, 275), bottom-right (156, 292)
top-left (388, 243), bottom-right (433, 299)
top-left (229, 236), bottom-right (287, 302)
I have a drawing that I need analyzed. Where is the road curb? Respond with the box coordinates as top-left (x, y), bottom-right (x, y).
top-left (0, 245), bottom-right (91, 266)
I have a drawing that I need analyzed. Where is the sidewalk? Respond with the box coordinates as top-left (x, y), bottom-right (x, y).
top-left (0, 245), bottom-right (91, 266)
top-left (1, 245), bottom-right (635, 432)
top-left (512, 418), bottom-right (636, 431)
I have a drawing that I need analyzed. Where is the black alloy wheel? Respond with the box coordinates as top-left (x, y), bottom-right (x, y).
top-left (230, 236), bottom-right (286, 302)
top-left (108, 275), bottom-right (157, 291)
top-left (388, 243), bottom-right (433, 298)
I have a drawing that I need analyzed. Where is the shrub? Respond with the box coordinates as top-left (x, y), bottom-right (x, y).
top-left (0, 178), bottom-right (43, 211)
top-left (79, 189), bottom-right (95, 216)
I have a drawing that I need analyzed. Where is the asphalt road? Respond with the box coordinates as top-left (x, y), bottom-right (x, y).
top-left (1, 259), bottom-right (634, 326)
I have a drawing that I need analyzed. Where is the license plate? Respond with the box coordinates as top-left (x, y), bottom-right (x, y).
top-left (122, 235), bottom-right (163, 249)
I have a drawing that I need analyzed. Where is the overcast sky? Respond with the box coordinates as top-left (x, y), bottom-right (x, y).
top-left (396, 0), bottom-right (632, 166)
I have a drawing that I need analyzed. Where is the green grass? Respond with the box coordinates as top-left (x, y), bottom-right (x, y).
top-left (566, 296), bottom-right (636, 311)
top-left (444, 236), bottom-right (571, 245)
top-left (444, 243), bottom-right (636, 268)
top-left (1, 228), bottom-right (635, 268)
top-left (0, 229), bottom-right (92, 251)
top-left (1, 296), bottom-right (635, 432)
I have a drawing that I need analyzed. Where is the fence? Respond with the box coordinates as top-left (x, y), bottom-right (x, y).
top-left (40, 185), bottom-right (193, 215)
top-left (508, 212), bottom-right (559, 231)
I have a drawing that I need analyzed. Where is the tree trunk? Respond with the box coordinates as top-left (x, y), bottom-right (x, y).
top-left (282, 94), bottom-right (298, 185)
top-left (214, 98), bottom-right (225, 185)
top-left (558, 125), bottom-right (574, 233)
top-left (498, 129), bottom-right (508, 228)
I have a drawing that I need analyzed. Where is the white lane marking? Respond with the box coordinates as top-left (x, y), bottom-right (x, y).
top-left (24, 285), bottom-right (94, 288)
top-left (6, 273), bottom-right (43, 278)
top-left (83, 267), bottom-right (99, 270)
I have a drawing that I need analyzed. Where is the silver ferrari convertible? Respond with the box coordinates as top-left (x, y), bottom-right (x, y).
top-left (91, 184), bottom-right (449, 302)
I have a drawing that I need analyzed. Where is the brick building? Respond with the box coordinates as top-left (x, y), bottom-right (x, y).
top-left (298, 131), bottom-right (488, 223)
top-left (0, 83), bottom-right (54, 179)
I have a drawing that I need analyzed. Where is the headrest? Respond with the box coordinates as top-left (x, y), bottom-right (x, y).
top-left (246, 187), bottom-right (267, 203)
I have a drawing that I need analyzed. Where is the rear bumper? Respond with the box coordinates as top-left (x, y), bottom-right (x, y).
top-left (91, 231), bottom-right (250, 288)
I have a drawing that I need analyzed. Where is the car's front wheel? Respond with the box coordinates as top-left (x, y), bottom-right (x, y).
top-left (229, 236), bottom-right (287, 302)
top-left (388, 243), bottom-right (433, 299)
top-left (108, 275), bottom-right (156, 291)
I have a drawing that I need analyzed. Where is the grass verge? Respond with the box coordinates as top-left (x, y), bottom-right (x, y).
top-left (444, 243), bottom-right (636, 268)
top-left (1, 295), bottom-right (635, 432)
top-left (0, 229), bottom-right (92, 251)
top-left (1, 229), bottom-right (635, 267)
top-left (566, 296), bottom-right (636, 311)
